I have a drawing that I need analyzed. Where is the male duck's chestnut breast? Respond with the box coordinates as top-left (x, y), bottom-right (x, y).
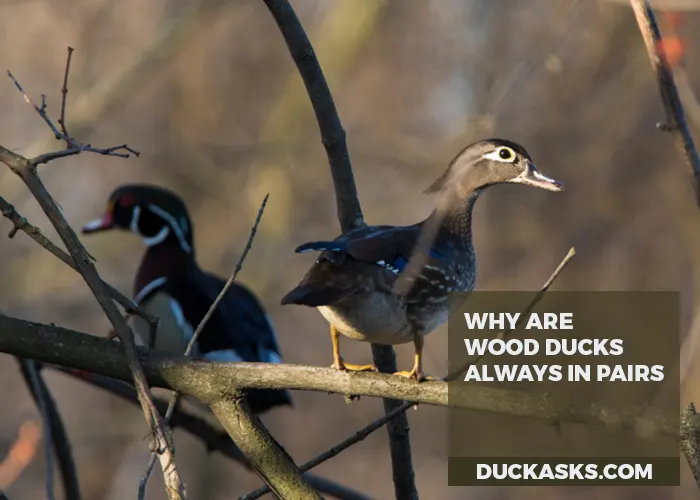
top-left (317, 291), bottom-right (414, 345)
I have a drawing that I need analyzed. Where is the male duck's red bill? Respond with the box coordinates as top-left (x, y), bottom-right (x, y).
top-left (81, 201), bottom-right (114, 233)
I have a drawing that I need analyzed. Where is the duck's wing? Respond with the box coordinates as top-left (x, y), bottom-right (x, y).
top-left (282, 224), bottom-right (440, 307)
top-left (134, 274), bottom-right (292, 413)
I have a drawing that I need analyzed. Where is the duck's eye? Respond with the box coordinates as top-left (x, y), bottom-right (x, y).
top-left (498, 147), bottom-right (514, 161)
top-left (482, 146), bottom-right (517, 163)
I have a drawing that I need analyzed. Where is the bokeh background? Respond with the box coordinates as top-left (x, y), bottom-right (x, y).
top-left (3, 0), bottom-right (700, 498)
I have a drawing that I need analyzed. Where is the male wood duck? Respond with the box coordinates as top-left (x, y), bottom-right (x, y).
top-left (282, 139), bottom-right (563, 382)
top-left (82, 184), bottom-right (292, 413)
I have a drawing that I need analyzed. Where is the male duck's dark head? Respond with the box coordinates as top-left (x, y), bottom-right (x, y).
top-left (426, 138), bottom-right (563, 198)
top-left (82, 184), bottom-right (194, 255)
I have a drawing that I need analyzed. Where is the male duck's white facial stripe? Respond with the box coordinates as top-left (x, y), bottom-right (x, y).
top-left (130, 205), bottom-right (141, 233)
top-left (134, 277), bottom-right (168, 305)
top-left (144, 226), bottom-right (170, 246)
top-left (129, 206), bottom-right (171, 247)
top-left (147, 204), bottom-right (192, 254)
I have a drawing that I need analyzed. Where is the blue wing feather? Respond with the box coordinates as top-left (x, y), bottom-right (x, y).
top-left (294, 224), bottom-right (444, 275)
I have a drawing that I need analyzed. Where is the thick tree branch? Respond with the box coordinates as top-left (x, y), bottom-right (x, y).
top-left (0, 313), bottom-right (678, 436)
top-left (210, 397), bottom-right (321, 500)
top-left (1, 54), bottom-right (184, 498)
top-left (17, 360), bottom-right (81, 500)
top-left (242, 402), bottom-right (410, 500)
top-left (260, 2), bottom-right (416, 497)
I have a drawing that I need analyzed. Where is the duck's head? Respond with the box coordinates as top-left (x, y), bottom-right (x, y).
top-left (82, 184), bottom-right (194, 254)
top-left (425, 138), bottom-right (563, 198)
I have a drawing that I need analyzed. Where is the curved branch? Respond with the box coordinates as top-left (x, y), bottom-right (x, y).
top-left (0, 312), bottom-right (677, 437)
top-left (261, 0), bottom-right (364, 233)
top-left (260, 2), bottom-right (416, 497)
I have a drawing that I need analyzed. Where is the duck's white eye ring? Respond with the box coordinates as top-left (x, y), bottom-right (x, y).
top-left (483, 146), bottom-right (517, 163)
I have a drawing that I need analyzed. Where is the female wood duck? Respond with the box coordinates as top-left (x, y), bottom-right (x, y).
top-left (82, 184), bottom-right (292, 414)
top-left (282, 139), bottom-right (563, 382)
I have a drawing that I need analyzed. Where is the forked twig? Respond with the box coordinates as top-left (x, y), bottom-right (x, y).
top-left (0, 194), bottom-right (160, 331)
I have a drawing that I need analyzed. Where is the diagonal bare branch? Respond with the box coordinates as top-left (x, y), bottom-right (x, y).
top-left (0, 194), bottom-right (160, 330)
top-left (140, 193), bottom-right (271, 497)
top-left (630, 0), bottom-right (700, 201)
top-left (630, 0), bottom-right (700, 486)
top-left (1, 51), bottom-right (184, 499)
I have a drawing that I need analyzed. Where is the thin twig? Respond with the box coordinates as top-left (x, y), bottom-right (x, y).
top-left (445, 246), bottom-right (576, 381)
top-left (58, 47), bottom-right (74, 139)
top-left (18, 360), bottom-right (55, 500)
top-left (140, 194), bottom-right (269, 497)
top-left (240, 246), bottom-right (577, 499)
top-left (7, 54), bottom-right (139, 167)
top-left (1, 53), bottom-right (184, 498)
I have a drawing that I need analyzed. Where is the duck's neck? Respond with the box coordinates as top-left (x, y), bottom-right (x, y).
top-left (134, 241), bottom-right (197, 299)
top-left (433, 190), bottom-right (480, 242)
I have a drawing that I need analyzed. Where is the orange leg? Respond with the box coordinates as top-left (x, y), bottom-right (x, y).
top-left (330, 325), bottom-right (376, 372)
top-left (393, 334), bottom-right (442, 382)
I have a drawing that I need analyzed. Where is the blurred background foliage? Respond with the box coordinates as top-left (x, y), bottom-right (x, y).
top-left (2, 0), bottom-right (700, 498)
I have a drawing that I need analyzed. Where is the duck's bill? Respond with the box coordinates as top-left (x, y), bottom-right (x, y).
top-left (510, 161), bottom-right (564, 192)
top-left (82, 211), bottom-right (114, 234)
